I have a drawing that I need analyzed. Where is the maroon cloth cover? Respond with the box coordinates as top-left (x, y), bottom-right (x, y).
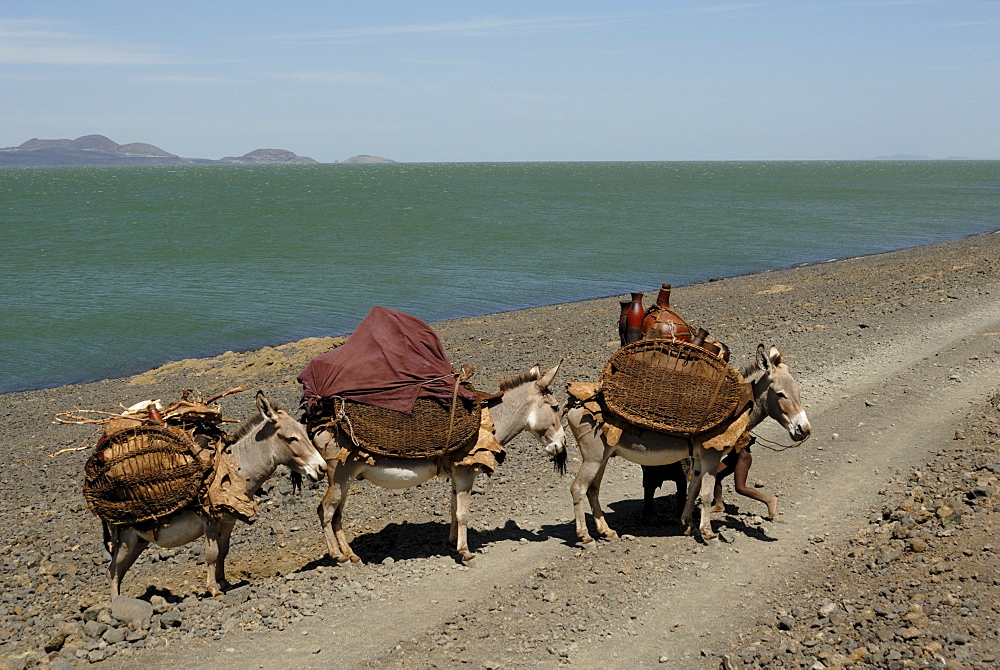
top-left (298, 306), bottom-right (475, 415)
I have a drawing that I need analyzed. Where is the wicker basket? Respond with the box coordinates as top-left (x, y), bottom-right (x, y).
top-left (600, 339), bottom-right (744, 437)
top-left (332, 393), bottom-right (481, 459)
top-left (83, 424), bottom-right (208, 525)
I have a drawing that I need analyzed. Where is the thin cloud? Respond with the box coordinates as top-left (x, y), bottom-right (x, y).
top-left (0, 18), bottom-right (176, 65)
top-left (268, 71), bottom-right (371, 84)
top-left (946, 20), bottom-right (999, 27)
top-left (693, 4), bottom-right (766, 14)
top-left (269, 14), bottom-right (627, 42)
top-left (135, 74), bottom-right (242, 85)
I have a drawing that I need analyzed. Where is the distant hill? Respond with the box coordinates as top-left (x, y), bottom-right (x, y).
top-left (339, 154), bottom-right (397, 164)
top-left (217, 148), bottom-right (318, 165)
top-left (0, 135), bottom-right (321, 166)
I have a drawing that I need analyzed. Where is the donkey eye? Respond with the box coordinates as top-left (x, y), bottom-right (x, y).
top-left (775, 391), bottom-right (787, 399)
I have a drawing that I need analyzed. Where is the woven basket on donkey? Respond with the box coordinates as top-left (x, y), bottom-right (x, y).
top-left (333, 393), bottom-right (481, 459)
top-left (600, 339), bottom-right (744, 437)
top-left (83, 424), bottom-right (208, 525)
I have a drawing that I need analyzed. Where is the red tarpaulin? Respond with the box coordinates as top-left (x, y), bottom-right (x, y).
top-left (298, 306), bottom-right (476, 415)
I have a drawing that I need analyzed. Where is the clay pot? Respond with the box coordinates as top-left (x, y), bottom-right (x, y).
top-left (624, 293), bottom-right (644, 344)
top-left (618, 301), bottom-right (632, 346)
top-left (146, 405), bottom-right (164, 425)
top-left (641, 284), bottom-right (693, 341)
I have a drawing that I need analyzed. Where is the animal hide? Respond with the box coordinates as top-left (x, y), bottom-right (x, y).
top-left (699, 407), bottom-right (753, 452)
top-left (450, 407), bottom-right (505, 474)
top-left (202, 445), bottom-right (257, 522)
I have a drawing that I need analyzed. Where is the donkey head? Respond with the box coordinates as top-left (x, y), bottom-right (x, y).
top-left (493, 362), bottom-right (568, 474)
top-left (255, 390), bottom-right (327, 481)
top-left (757, 345), bottom-right (811, 442)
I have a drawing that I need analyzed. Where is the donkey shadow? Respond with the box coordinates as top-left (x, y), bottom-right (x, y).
top-left (584, 497), bottom-right (778, 544)
top-left (297, 517), bottom-right (565, 569)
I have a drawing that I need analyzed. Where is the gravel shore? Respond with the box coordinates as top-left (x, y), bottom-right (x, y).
top-left (2, 231), bottom-right (999, 669)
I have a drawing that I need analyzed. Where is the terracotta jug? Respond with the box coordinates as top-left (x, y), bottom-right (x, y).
top-left (641, 284), bottom-right (693, 341)
top-left (618, 300), bottom-right (632, 346)
top-left (624, 293), bottom-right (644, 344)
top-left (146, 404), bottom-right (164, 424)
top-left (690, 328), bottom-right (709, 348)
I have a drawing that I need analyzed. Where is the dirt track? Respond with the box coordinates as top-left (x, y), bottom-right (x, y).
top-left (2, 232), bottom-right (999, 670)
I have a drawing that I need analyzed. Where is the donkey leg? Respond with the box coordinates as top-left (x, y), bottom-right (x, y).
top-left (108, 527), bottom-right (149, 599)
top-left (587, 458), bottom-right (618, 540)
top-left (317, 463), bottom-right (357, 563)
top-left (331, 466), bottom-right (361, 563)
top-left (567, 409), bottom-right (616, 545)
top-left (696, 449), bottom-right (725, 541)
top-left (681, 464), bottom-right (702, 536)
top-left (570, 457), bottom-right (605, 545)
top-left (208, 519), bottom-right (237, 594)
top-left (450, 466), bottom-right (477, 562)
top-left (313, 431), bottom-right (357, 562)
top-left (317, 473), bottom-right (345, 561)
top-left (203, 520), bottom-right (226, 596)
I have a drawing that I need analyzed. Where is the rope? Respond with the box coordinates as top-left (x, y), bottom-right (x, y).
top-left (335, 398), bottom-right (360, 447)
top-left (443, 368), bottom-right (473, 453)
top-left (749, 431), bottom-right (811, 452)
top-left (692, 365), bottom-right (730, 436)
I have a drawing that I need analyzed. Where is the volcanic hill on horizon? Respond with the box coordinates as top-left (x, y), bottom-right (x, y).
top-left (0, 135), bottom-right (395, 166)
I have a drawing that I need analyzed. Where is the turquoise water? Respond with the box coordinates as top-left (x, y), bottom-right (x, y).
top-left (2, 161), bottom-right (998, 393)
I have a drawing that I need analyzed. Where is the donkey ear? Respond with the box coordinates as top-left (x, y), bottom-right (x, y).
top-left (536, 360), bottom-right (562, 390)
top-left (527, 364), bottom-right (541, 380)
top-left (768, 345), bottom-right (784, 368)
top-left (255, 390), bottom-right (278, 423)
top-left (756, 344), bottom-right (770, 372)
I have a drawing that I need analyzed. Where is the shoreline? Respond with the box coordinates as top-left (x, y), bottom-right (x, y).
top-left (7, 227), bottom-right (1000, 399)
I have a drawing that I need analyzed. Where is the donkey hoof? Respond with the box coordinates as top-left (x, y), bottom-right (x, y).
top-left (580, 539), bottom-right (598, 551)
top-left (460, 552), bottom-right (476, 564)
top-left (349, 554), bottom-right (362, 564)
top-left (710, 504), bottom-right (725, 514)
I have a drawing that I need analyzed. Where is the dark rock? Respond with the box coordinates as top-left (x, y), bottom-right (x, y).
top-left (159, 611), bottom-right (183, 628)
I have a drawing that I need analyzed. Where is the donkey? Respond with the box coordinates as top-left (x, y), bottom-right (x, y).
top-left (104, 391), bottom-right (327, 598)
top-left (566, 345), bottom-right (810, 544)
top-left (311, 363), bottom-right (567, 563)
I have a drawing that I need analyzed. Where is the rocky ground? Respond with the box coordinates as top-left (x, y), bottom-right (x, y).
top-left (1, 231), bottom-right (999, 669)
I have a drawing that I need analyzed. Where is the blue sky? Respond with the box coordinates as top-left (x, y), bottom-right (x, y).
top-left (2, 1), bottom-right (998, 162)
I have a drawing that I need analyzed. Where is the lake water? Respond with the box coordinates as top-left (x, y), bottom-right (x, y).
top-left (2, 160), bottom-right (998, 393)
